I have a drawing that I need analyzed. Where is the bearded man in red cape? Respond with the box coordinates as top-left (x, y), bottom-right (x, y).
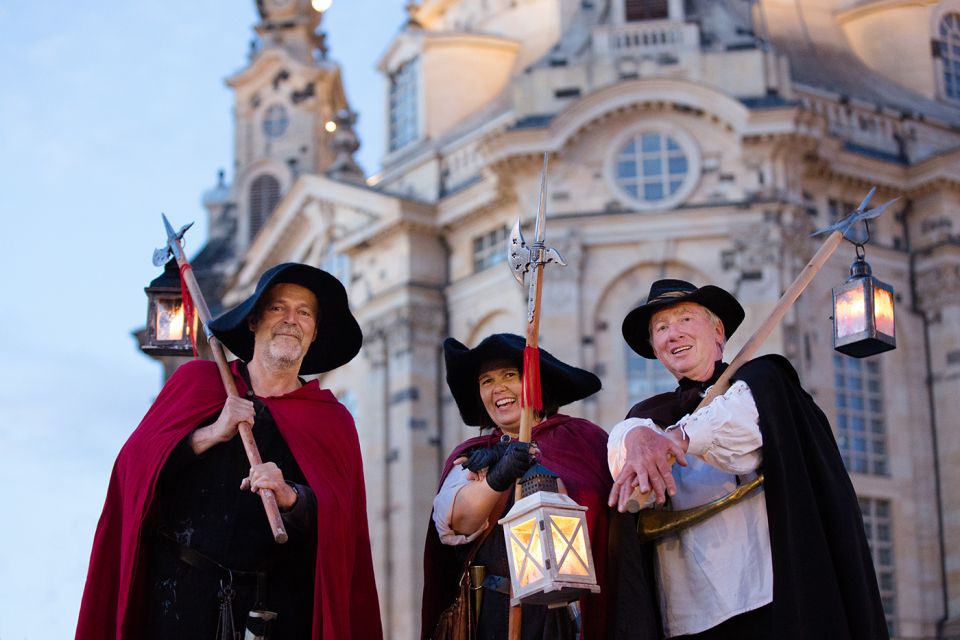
top-left (76, 263), bottom-right (382, 640)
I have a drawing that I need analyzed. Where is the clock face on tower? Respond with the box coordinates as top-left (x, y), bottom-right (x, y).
top-left (263, 104), bottom-right (289, 138)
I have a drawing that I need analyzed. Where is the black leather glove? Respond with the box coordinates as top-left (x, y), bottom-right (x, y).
top-left (462, 440), bottom-right (509, 474)
top-left (485, 441), bottom-right (536, 492)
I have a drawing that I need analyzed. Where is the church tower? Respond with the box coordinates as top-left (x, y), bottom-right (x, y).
top-left (199, 0), bottom-right (360, 290)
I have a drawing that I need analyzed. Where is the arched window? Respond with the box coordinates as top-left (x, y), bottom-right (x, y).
top-left (625, 340), bottom-right (675, 406)
top-left (626, 0), bottom-right (668, 22)
top-left (249, 174), bottom-right (280, 242)
top-left (939, 13), bottom-right (960, 100)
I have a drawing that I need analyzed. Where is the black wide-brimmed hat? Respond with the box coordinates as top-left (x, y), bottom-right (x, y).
top-left (444, 333), bottom-right (601, 426)
top-left (622, 279), bottom-right (745, 359)
top-left (208, 263), bottom-right (362, 375)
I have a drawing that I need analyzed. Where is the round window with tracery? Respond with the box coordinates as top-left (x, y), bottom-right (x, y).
top-left (612, 131), bottom-right (696, 208)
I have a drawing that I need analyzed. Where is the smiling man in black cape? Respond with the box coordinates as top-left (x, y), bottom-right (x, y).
top-left (606, 279), bottom-right (888, 640)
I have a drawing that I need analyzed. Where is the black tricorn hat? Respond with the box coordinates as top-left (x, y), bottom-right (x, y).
top-left (208, 263), bottom-right (362, 375)
top-left (622, 279), bottom-right (745, 359)
top-left (443, 333), bottom-right (601, 427)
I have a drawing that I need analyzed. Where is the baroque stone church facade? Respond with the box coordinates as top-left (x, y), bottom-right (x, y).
top-left (161, 1), bottom-right (960, 637)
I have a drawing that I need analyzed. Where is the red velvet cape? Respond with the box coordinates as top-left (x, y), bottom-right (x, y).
top-left (420, 414), bottom-right (611, 639)
top-left (76, 359), bottom-right (382, 639)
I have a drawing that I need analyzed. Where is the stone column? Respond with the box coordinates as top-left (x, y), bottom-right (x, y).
top-left (365, 298), bottom-right (447, 639)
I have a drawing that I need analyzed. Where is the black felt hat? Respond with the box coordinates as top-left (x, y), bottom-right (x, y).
top-left (208, 263), bottom-right (362, 375)
top-left (622, 279), bottom-right (745, 359)
top-left (443, 333), bottom-right (601, 427)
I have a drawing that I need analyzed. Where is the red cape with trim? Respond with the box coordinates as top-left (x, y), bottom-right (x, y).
top-left (75, 359), bottom-right (382, 639)
top-left (420, 414), bottom-right (612, 639)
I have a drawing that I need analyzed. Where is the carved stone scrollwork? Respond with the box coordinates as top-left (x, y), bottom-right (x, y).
top-left (916, 262), bottom-right (960, 316)
top-left (327, 109), bottom-right (365, 186)
top-left (780, 209), bottom-right (817, 265)
top-left (723, 221), bottom-right (782, 302)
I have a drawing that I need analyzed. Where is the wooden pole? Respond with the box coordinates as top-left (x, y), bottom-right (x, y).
top-left (507, 254), bottom-right (547, 638)
top-left (700, 228), bottom-right (845, 403)
top-left (171, 255), bottom-right (288, 544)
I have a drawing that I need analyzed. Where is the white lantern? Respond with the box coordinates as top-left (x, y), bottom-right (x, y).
top-left (498, 466), bottom-right (600, 607)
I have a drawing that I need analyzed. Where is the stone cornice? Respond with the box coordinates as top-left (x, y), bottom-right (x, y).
top-left (482, 78), bottom-right (799, 167)
top-left (835, 0), bottom-right (939, 26)
top-left (339, 217), bottom-right (439, 256)
top-left (226, 47), bottom-right (331, 89)
top-left (800, 138), bottom-right (960, 195)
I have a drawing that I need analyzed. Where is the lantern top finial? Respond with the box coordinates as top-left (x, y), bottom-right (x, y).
top-left (146, 258), bottom-right (181, 291)
top-left (520, 463), bottom-right (560, 497)
top-left (849, 256), bottom-right (872, 279)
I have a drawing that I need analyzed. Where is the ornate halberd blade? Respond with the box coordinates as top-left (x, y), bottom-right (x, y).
top-left (509, 218), bottom-right (531, 284)
top-left (811, 187), bottom-right (897, 238)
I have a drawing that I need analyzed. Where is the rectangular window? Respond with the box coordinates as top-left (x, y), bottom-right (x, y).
top-left (859, 497), bottom-right (897, 636)
top-left (626, 347), bottom-right (675, 405)
top-left (472, 225), bottom-right (510, 272)
top-left (834, 354), bottom-right (888, 476)
top-left (321, 249), bottom-right (350, 286)
top-left (389, 58), bottom-right (419, 152)
top-left (625, 0), bottom-right (668, 21)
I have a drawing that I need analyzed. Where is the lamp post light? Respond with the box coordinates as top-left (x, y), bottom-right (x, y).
top-left (498, 465), bottom-right (600, 607)
top-left (141, 259), bottom-right (196, 357)
top-left (833, 243), bottom-right (896, 358)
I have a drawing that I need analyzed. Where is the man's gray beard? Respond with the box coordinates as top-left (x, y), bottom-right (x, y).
top-left (260, 339), bottom-right (305, 371)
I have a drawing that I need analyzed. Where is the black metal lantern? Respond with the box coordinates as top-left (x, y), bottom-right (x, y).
top-left (833, 250), bottom-right (895, 358)
top-left (142, 259), bottom-right (196, 356)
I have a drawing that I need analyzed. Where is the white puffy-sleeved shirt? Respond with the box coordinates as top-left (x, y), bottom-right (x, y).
top-left (432, 464), bottom-right (488, 546)
top-left (608, 380), bottom-right (773, 637)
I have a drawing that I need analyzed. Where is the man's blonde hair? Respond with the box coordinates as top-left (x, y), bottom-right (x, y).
top-left (647, 302), bottom-right (726, 352)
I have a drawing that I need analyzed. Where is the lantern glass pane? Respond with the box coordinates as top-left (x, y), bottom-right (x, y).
top-left (835, 284), bottom-right (867, 338)
top-left (550, 515), bottom-right (590, 577)
top-left (874, 287), bottom-right (894, 336)
top-left (156, 299), bottom-right (185, 341)
top-left (508, 517), bottom-right (545, 587)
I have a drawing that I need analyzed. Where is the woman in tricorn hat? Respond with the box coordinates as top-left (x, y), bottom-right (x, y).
top-left (420, 333), bottom-right (612, 639)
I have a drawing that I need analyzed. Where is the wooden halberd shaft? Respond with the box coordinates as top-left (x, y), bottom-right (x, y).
top-left (163, 216), bottom-right (288, 544)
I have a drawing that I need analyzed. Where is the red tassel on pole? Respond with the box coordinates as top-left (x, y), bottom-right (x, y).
top-left (522, 346), bottom-right (543, 411)
top-left (178, 263), bottom-right (198, 356)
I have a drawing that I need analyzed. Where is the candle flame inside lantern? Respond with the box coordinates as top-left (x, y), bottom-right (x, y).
top-left (835, 286), bottom-right (867, 338)
top-left (156, 299), bottom-right (185, 341)
top-left (874, 287), bottom-right (894, 336)
top-left (550, 515), bottom-right (590, 576)
top-left (509, 517), bottom-right (545, 587)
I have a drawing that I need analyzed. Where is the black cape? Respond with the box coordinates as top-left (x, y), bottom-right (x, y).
top-left (616, 355), bottom-right (888, 639)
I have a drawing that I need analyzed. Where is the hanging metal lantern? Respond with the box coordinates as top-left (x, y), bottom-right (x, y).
top-left (142, 259), bottom-right (196, 356)
top-left (498, 465), bottom-right (600, 607)
top-left (833, 254), bottom-right (895, 358)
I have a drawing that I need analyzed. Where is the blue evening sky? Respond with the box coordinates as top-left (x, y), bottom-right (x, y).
top-left (0, 2), bottom-right (405, 637)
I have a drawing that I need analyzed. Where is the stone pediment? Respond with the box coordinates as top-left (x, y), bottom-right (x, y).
top-left (225, 174), bottom-right (435, 305)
